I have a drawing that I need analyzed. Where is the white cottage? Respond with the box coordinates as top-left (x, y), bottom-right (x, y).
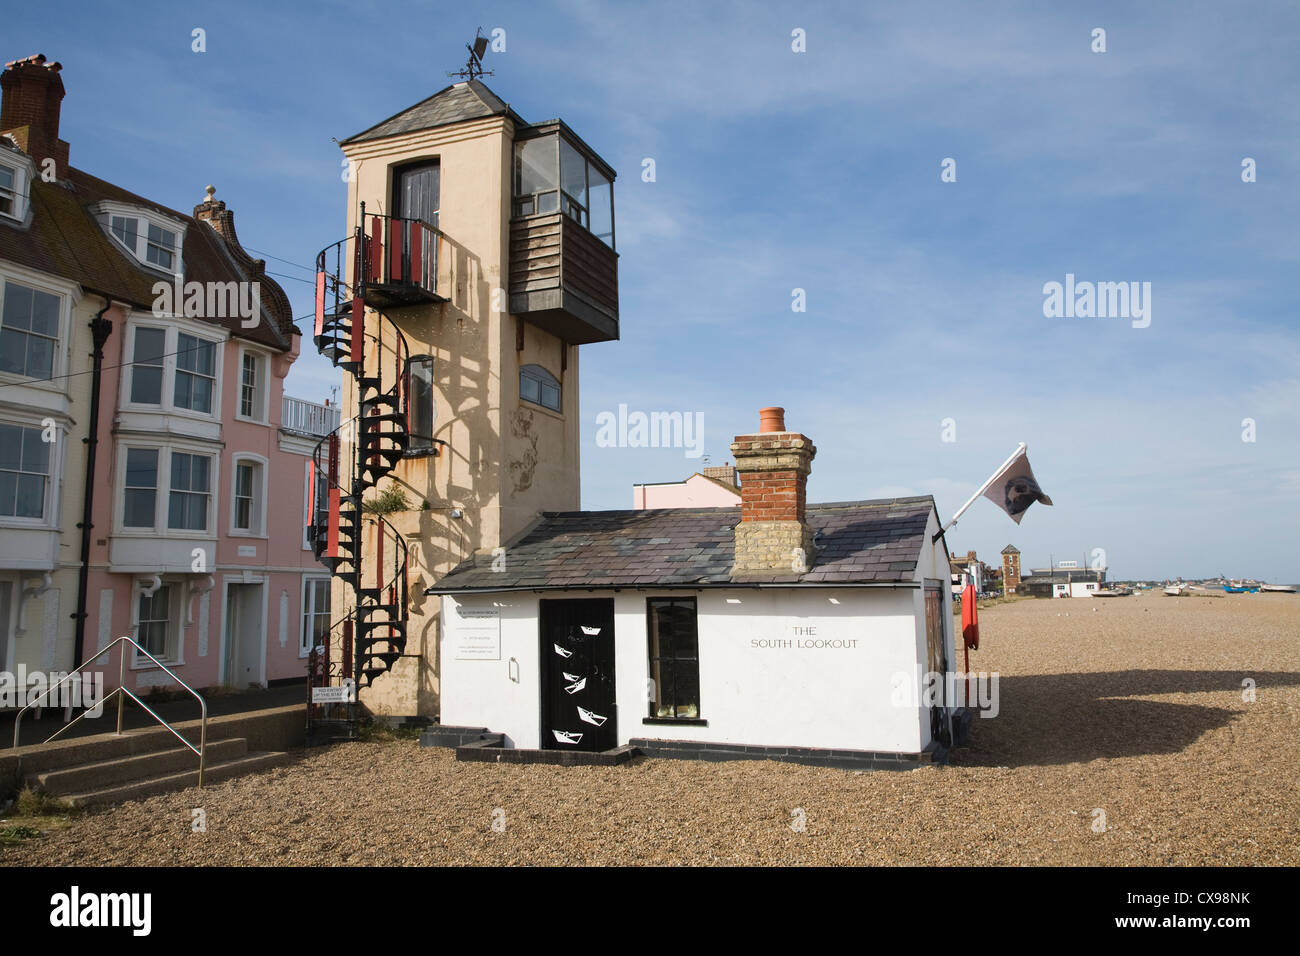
top-left (425, 409), bottom-right (960, 769)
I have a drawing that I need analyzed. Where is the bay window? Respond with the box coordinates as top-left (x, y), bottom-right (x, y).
top-left (0, 280), bottom-right (61, 380)
top-left (168, 452), bottom-right (210, 530)
top-left (119, 445), bottom-right (216, 535)
top-left (124, 323), bottom-right (223, 417)
top-left (0, 422), bottom-right (51, 519)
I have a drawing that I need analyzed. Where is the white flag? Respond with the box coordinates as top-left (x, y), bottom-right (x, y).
top-left (982, 447), bottom-right (1053, 524)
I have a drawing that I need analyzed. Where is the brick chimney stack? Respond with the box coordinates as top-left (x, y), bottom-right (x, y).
top-left (0, 54), bottom-right (69, 173)
top-left (730, 406), bottom-right (817, 573)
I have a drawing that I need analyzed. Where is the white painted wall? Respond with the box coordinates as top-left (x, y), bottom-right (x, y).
top-left (441, 583), bottom-right (934, 754)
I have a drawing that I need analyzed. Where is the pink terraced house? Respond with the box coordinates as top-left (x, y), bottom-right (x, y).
top-left (0, 54), bottom-right (334, 694)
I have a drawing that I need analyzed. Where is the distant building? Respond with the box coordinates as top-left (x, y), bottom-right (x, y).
top-left (633, 464), bottom-right (741, 509)
top-left (949, 550), bottom-right (990, 594)
top-left (1018, 563), bottom-right (1106, 598)
top-left (1001, 545), bottom-right (1021, 594)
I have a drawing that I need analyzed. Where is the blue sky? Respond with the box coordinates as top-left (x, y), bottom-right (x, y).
top-left (10, 1), bottom-right (1299, 581)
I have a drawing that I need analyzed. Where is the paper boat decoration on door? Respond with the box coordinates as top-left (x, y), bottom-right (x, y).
top-left (577, 706), bottom-right (607, 726)
top-left (552, 730), bottom-right (583, 745)
top-left (564, 677), bottom-right (587, 694)
top-left (562, 671), bottom-right (581, 682)
top-left (580, 626), bottom-right (601, 635)
top-left (553, 644), bottom-right (573, 658)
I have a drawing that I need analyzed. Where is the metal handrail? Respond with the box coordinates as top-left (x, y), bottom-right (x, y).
top-left (12, 635), bottom-right (208, 788)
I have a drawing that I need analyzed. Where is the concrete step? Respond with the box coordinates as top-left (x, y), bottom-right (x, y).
top-left (34, 737), bottom-right (248, 795)
top-left (58, 751), bottom-right (292, 808)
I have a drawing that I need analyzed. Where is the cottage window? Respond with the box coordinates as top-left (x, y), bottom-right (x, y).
top-left (520, 364), bottom-right (561, 413)
top-left (0, 280), bottom-right (61, 380)
top-left (647, 597), bottom-right (700, 719)
top-left (129, 327), bottom-right (166, 404)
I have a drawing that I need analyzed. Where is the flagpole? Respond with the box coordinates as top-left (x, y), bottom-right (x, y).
top-left (932, 443), bottom-right (1027, 543)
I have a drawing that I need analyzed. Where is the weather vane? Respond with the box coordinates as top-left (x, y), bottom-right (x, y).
top-left (447, 28), bottom-right (492, 80)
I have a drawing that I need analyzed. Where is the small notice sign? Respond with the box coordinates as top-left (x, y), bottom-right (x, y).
top-left (454, 607), bottom-right (501, 660)
top-left (312, 681), bottom-right (355, 704)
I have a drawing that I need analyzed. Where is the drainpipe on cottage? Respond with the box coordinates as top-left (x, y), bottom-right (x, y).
top-left (71, 301), bottom-right (114, 669)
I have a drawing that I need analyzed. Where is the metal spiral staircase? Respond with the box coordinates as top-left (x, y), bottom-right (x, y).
top-left (306, 207), bottom-right (443, 740)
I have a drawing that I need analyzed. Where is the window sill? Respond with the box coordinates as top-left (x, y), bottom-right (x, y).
top-left (519, 400), bottom-right (564, 421)
top-left (643, 716), bottom-right (707, 727)
top-left (233, 415), bottom-right (270, 427)
top-left (230, 530), bottom-right (268, 540)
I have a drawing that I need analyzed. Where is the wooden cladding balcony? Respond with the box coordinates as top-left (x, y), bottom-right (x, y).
top-left (509, 213), bottom-right (619, 344)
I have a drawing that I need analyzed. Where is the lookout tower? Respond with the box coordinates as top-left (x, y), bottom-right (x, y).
top-left (306, 75), bottom-right (618, 727)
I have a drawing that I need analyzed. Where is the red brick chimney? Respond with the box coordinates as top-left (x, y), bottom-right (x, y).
top-left (0, 54), bottom-right (69, 173)
top-left (729, 406), bottom-right (817, 573)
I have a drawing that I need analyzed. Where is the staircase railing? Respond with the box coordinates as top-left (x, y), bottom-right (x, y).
top-left (12, 635), bottom-right (208, 787)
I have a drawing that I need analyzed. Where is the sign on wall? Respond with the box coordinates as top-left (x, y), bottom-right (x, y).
top-left (454, 607), bottom-right (502, 660)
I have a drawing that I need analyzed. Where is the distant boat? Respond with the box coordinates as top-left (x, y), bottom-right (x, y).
top-left (1223, 585), bottom-right (1259, 594)
top-left (1164, 585), bottom-right (1188, 596)
top-left (1261, 584), bottom-right (1298, 594)
top-left (1093, 588), bottom-right (1127, 597)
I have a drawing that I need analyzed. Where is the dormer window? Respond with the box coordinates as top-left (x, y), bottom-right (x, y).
top-left (96, 202), bottom-right (186, 274)
top-left (0, 164), bottom-right (16, 218)
top-left (0, 156), bottom-right (31, 223)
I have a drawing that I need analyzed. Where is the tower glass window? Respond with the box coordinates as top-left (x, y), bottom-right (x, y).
top-left (513, 128), bottom-right (615, 250)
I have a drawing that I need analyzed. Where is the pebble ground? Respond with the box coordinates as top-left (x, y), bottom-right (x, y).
top-left (3, 591), bottom-right (1296, 865)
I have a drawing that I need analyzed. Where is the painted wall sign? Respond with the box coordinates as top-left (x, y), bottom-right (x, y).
top-left (750, 622), bottom-right (860, 649)
top-left (237, 545), bottom-right (257, 557)
top-left (454, 607), bottom-right (502, 660)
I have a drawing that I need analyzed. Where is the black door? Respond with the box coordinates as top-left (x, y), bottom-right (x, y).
top-left (396, 162), bottom-right (439, 227)
top-left (540, 599), bottom-right (616, 751)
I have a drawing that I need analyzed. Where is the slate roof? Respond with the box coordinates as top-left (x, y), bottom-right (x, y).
top-left (341, 80), bottom-right (524, 145)
top-left (0, 156), bottom-right (295, 350)
top-left (428, 496), bottom-right (940, 593)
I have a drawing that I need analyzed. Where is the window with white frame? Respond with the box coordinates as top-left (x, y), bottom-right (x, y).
top-left (0, 159), bottom-right (28, 222)
top-left (232, 457), bottom-right (264, 535)
top-left (301, 578), bottom-right (331, 655)
top-left (129, 327), bottom-right (166, 404)
top-left (238, 349), bottom-right (267, 422)
top-left (125, 323), bottom-right (222, 417)
top-left (0, 280), bottom-right (61, 380)
top-left (106, 209), bottom-right (182, 273)
top-left (168, 452), bottom-right (211, 531)
top-left (120, 446), bottom-right (216, 534)
top-left (0, 422), bottom-right (51, 520)
top-left (123, 448), bottom-right (158, 528)
top-left (174, 333), bottom-right (215, 413)
top-left (135, 585), bottom-right (174, 659)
